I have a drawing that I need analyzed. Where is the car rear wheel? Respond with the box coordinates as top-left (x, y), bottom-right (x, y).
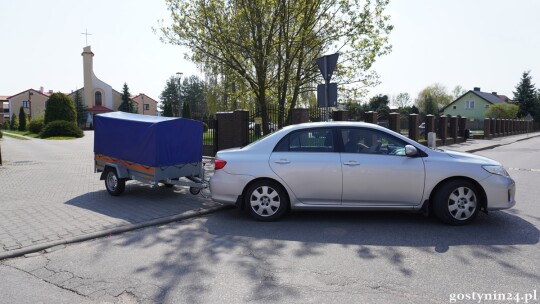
top-left (433, 180), bottom-right (480, 225)
top-left (245, 180), bottom-right (288, 221)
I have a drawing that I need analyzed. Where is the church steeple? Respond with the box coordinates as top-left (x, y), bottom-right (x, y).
top-left (82, 46), bottom-right (94, 108)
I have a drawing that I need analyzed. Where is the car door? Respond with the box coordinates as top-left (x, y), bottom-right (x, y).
top-left (340, 128), bottom-right (425, 206)
top-left (269, 128), bottom-right (342, 205)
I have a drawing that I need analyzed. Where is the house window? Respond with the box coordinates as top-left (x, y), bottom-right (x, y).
top-left (466, 101), bottom-right (475, 109)
top-left (144, 104), bottom-right (150, 111)
top-left (95, 92), bottom-right (102, 106)
top-left (23, 101), bottom-right (30, 108)
top-left (485, 104), bottom-right (490, 108)
top-left (452, 106), bottom-right (456, 110)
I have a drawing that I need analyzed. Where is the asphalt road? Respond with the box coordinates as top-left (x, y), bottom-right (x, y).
top-left (1, 137), bottom-right (539, 304)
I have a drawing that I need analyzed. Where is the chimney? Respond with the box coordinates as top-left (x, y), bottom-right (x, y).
top-left (39, 86), bottom-right (44, 93)
top-left (48, 90), bottom-right (53, 94)
top-left (473, 87), bottom-right (481, 92)
top-left (491, 92), bottom-right (497, 95)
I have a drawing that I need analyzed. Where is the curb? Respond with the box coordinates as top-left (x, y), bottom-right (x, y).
top-left (0, 204), bottom-right (231, 261)
top-left (456, 133), bottom-right (540, 153)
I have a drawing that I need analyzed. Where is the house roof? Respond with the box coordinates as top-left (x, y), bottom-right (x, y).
top-left (0, 96), bottom-right (9, 101)
top-left (131, 93), bottom-right (158, 103)
top-left (7, 88), bottom-right (51, 100)
top-left (442, 89), bottom-right (508, 111)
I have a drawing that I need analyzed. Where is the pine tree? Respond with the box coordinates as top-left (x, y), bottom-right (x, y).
top-left (159, 77), bottom-right (181, 117)
top-left (513, 71), bottom-right (538, 119)
top-left (181, 102), bottom-right (191, 119)
top-left (74, 90), bottom-right (87, 127)
top-left (10, 113), bottom-right (18, 130)
top-left (162, 103), bottom-right (173, 117)
top-left (18, 106), bottom-right (27, 131)
top-left (118, 83), bottom-right (135, 113)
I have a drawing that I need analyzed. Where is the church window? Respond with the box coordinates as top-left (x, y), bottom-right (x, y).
top-left (95, 92), bottom-right (102, 106)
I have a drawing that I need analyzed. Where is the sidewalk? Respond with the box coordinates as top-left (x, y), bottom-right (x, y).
top-left (0, 132), bottom-right (225, 260)
top-left (439, 132), bottom-right (540, 153)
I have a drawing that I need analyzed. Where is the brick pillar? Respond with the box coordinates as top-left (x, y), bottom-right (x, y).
top-left (490, 118), bottom-right (496, 137)
top-left (496, 119), bottom-right (502, 137)
top-left (216, 110), bottom-right (249, 151)
top-left (439, 116), bottom-right (448, 144)
top-left (364, 111), bottom-right (378, 124)
top-left (483, 119), bottom-right (491, 139)
top-left (425, 115), bottom-right (435, 134)
top-left (332, 110), bottom-right (349, 121)
top-left (458, 117), bottom-right (467, 138)
top-left (291, 108), bottom-right (309, 125)
top-left (389, 113), bottom-right (399, 133)
top-left (408, 114), bottom-right (419, 141)
top-left (449, 116), bottom-right (458, 143)
top-left (503, 119), bottom-right (508, 136)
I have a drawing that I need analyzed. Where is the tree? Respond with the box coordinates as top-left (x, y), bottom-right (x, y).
top-left (180, 75), bottom-right (207, 119)
top-left (513, 71), bottom-right (539, 120)
top-left (484, 103), bottom-right (519, 119)
top-left (452, 85), bottom-right (467, 99)
top-left (181, 102), bottom-right (191, 119)
top-left (74, 90), bottom-right (87, 128)
top-left (368, 95), bottom-right (390, 111)
top-left (10, 113), bottom-right (18, 130)
top-left (392, 93), bottom-right (411, 109)
top-left (159, 77), bottom-right (181, 117)
top-left (160, 0), bottom-right (393, 134)
top-left (415, 84), bottom-right (452, 114)
top-left (44, 93), bottom-right (76, 124)
top-left (18, 106), bottom-right (27, 131)
top-left (118, 83), bottom-right (136, 113)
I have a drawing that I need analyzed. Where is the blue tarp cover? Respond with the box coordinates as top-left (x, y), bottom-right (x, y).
top-left (94, 112), bottom-right (203, 167)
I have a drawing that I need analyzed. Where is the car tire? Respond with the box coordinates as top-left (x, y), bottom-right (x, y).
top-left (244, 180), bottom-right (289, 221)
top-left (105, 169), bottom-right (126, 196)
top-left (433, 179), bottom-right (480, 225)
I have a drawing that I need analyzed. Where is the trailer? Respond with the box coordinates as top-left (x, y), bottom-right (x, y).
top-left (94, 112), bottom-right (207, 196)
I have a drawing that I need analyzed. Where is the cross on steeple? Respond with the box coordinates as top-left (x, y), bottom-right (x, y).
top-left (81, 28), bottom-right (92, 46)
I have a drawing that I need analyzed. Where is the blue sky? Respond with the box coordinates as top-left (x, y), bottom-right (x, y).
top-left (1, 0), bottom-right (539, 103)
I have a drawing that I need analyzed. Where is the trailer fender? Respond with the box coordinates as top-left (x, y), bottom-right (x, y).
top-left (100, 163), bottom-right (129, 180)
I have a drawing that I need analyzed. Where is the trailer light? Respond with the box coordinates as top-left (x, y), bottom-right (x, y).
top-left (214, 160), bottom-right (227, 170)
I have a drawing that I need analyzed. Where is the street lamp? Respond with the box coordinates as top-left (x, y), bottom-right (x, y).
top-left (28, 91), bottom-right (33, 120)
top-left (141, 95), bottom-right (145, 115)
top-left (176, 72), bottom-right (183, 117)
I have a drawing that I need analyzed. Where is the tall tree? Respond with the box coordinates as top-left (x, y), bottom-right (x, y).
top-left (369, 94), bottom-right (390, 111)
top-left (74, 90), bottom-right (86, 128)
top-left (44, 93), bottom-right (77, 124)
top-left (18, 106), bottom-right (27, 131)
top-left (180, 75), bottom-right (207, 119)
top-left (513, 71), bottom-right (539, 120)
top-left (159, 76), bottom-right (181, 117)
top-left (392, 93), bottom-right (411, 109)
top-left (160, 0), bottom-right (393, 134)
top-left (415, 84), bottom-right (452, 114)
top-left (118, 83), bottom-right (136, 113)
top-left (181, 102), bottom-right (192, 119)
top-left (10, 113), bottom-right (18, 130)
top-left (452, 85), bottom-right (467, 99)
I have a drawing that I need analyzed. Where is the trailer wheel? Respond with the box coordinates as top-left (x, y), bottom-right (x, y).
top-left (105, 169), bottom-right (125, 196)
top-left (189, 187), bottom-right (201, 195)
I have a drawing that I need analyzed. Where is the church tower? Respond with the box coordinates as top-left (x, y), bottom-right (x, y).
top-left (82, 46), bottom-right (94, 108)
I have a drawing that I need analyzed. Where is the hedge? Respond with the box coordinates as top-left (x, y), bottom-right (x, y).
top-left (40, 120), bottom-right (84, 138)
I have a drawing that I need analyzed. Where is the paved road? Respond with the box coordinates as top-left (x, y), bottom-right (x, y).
top-left (0, 134), bottom-right (538, 303)
top-left (0, 132), bottom-right (222, 258)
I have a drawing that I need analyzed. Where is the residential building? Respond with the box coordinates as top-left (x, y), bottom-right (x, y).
top-left (132, 94), bottom-right (158, 116)
top-left (1, 96), bottom-right (9, 126)
top-left (7, 88), bottom-right (51, 122)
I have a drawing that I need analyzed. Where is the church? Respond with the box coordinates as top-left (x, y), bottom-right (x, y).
top-left (4, 46), bottom-right (158, 128)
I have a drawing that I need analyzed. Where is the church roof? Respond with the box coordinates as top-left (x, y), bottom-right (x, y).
top-left (87, 105), bottom-right (113, 113)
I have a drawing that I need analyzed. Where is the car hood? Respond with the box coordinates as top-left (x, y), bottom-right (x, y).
top-left (442, 149), bottom-right (500, 165)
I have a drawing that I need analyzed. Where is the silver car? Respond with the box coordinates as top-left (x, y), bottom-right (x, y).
top-left (209, 122), bottom-right (516, 225)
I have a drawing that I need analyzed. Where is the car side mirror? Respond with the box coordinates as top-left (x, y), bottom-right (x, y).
top-left (405, 145), bottom-right (418, 157)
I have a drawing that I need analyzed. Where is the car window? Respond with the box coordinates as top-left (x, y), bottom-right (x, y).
top-left (341, 128), bottom-right (408, 156)
top-left (274, 128), bottom-right (334, 152)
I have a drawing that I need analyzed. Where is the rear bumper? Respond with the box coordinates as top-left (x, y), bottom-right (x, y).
top-left (480, 175), bottom-right (516, 210)
top-left (209, 171), bottom-right (252, 205)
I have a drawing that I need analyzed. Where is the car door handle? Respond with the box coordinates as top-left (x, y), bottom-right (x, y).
top-left (343, 161), bottom-right (360, 166)
top-left (274, 159), bottom-right (290, 164)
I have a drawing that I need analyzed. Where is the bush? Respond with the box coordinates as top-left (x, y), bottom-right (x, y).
top-left (0, 130), bottom-right (3, 138)
top-left (18, 106), bottom-right (27, 131)
top-left (202, 122), bottom-right (208, 132)
top-left (40, 120), bottom-right (84, 138)
top-left (28, 118), bottom-right (45, 134)
top-left (10, 113), bottom-right (18, 130)
top-left (44, 93), bottom-right (76, 124)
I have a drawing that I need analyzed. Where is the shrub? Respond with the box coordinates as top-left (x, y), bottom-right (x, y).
top-left (10, 113), bottom-right (18, 130)
top-left (40, 120), bottom-right (84, 138)
top-left (44, 93), bottom-right (76, 124)
top-left (28, 118), bottom-right (45, 134)
top-left (18, 106), bottom-right (27, 131)
top-left (0, 130), bottom-right (3, 138)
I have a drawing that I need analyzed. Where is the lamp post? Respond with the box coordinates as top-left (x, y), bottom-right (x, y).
top-left (28, 91), bottom-right (33, 120)
top-left (176, 72), bottom-right (183, 117)
top-left (141, 95), bottom-right (145, 115)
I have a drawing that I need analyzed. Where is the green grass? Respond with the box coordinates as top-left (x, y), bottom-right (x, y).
top-left (45, 136), bottom-right (77, 140)
top-left (203, 132), bottom-right (215, 145)
top-left (3, 132), bottom-right (30, 140)
top-left (3, 130), bottom-right (40, 138)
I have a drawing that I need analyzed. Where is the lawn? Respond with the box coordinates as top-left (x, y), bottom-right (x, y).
top-left (3, 130), bottom-right (40, 138)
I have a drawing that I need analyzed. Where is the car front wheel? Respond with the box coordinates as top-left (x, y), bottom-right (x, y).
top-left (245, 180), bottom-right (288, 221)
top-left (433, 180), bottom-right (480, 225)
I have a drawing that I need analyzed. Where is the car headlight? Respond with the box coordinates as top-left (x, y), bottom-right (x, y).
top-left (483, 165), bottom-right (509, 177)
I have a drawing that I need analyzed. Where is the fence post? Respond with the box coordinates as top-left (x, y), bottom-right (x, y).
top-left (449, 116), bottom-right (458, 143)
top-left (389, 113), bottom-right (399, 133)
top-left (458, 117), bottom-right (467, 138)
top-left (364, 111), bottom-right (378, 124)
top-left (408, 114), bottom-right (419, 141)
top-left (291, 108), bottom-right (310, 125)
top-left (216, 110), bottom-right (249, 152)
top-left (484, 118), bottom-right (491, 139)
top-left (332, 110), bottom-right (349, 121)
top-left (438, 116), bottom-right (448, 145)
top-left (496, 119), bottom-right (502, 137)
